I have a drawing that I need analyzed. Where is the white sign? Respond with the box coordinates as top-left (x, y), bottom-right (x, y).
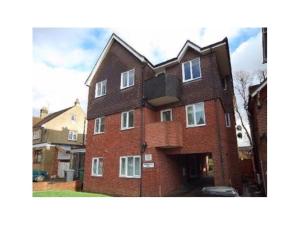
top-left (143, 162), bottom-right (155, 168)
top-left (144, 154), bottom-right (152, 161)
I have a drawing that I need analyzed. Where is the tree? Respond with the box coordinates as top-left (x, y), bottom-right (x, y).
top-left (233, 70), bottom-right (253, 146)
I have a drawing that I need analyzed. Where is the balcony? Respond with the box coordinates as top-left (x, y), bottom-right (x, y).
top-left (144, 73), bottom-right (181, 106)
top-left (145, 121), bottom-right (183, 148)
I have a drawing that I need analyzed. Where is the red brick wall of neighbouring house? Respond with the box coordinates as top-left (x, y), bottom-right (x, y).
top-left (33, 180), bottom-right (81, 191)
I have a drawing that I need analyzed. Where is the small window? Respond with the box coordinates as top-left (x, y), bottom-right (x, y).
top-left (71, 114), bottom-right (77, 122)
top-left (119, 156), bottom-right (141, 178)
top-left (186, 102), bottom-right (206, 127)
top-left (120, 69), bottom-right (135, 89)
top-left (160, 109), bottom-right (172, 122)
top-left (33, 130), bottom-right (41, 140)
top-left (33, 150), bottom-right (42, 163)
top-left (225, 113), bottom-right (231, 127)
top-left (91, 157), bottom-right (103, 176)
top-left (182, 58), bottom-right (201, 82)
top-left (94, 117), bottom-right (105, 134)
top-left (121, 110), bottom-right (134, 130)
top-left (68, 131), bottom-right (77, 141)
top-left (95, 80), bottom-right (107, 98)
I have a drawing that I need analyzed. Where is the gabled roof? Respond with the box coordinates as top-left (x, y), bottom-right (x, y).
top-left (250, 79), bottom-right (267, 98)
top-left (33, 107), bottom-right (72, 128)
top-left (85, 33), bottom-right (230, 86)
top-left (33, 117), bottom-right (42, 126)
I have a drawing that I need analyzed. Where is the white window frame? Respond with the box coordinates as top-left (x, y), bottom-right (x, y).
top-left (121, 110), bottom-right (134, 130)
top-left (225, 113), bottom-right (231, 127)
top-left (120, 69), bottom-right (135, 89)
top-left (95, 79), bottom-right (107, 98)
top-left (33, 130), bottom-right (41, 140)
top-left (182, 57), bottom-right (201, 82)
top-left (185, 102), bottom-right (206, 127)
top-left (160, 109), bottom-right (173, 122)
top-left (94, 117), bottom-right (105, 134)
top-left (91, 157), bottom-right (103, 177)
top-left (68, 131), bottom-right (78, 141)
top-left (119, 155), bottom-right (141, 178)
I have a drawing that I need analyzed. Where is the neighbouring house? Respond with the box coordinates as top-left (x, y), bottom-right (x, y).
top-left (238, 146), bottom-right (255, 182)
top-left (83, 33), bottom-right (241, 196)
top-left (249, 79), bottom-right (267, 195)
top-left (32, 99), bottom-right (86, 180)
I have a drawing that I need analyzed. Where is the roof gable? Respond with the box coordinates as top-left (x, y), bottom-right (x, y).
top-left (33, 107), bottom-right (72, 128)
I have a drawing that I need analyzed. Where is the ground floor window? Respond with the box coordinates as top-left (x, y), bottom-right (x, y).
top-left (119, 155), bottom-right (141, 178)
top-left (91, 157), bottom-right (103, 176)
top-left (33, 150), bottom-right (42, 163)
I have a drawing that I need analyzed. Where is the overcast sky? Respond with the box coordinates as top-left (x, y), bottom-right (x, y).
top-left (32, 28), bottom-right (267, 146)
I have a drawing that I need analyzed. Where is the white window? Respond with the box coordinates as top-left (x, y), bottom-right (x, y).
top-left (68, 131), bottom-right (78, 141)
top-left (160, 109), bottom-right (172, 122)
top-left (182, 58), bottom-right (201, 82)
top-left (120, 69), bottom-right (135, 89)
top-left (95, 80), bottom-right (107, 98)
top-left (71, 114), bottom-right (76, 122)
top-left (121, 110), bottom-right (134, 130)
top-left (119, 156), bottom-right (141, 178)
top-left (225, 113), bottom-right (231, 127)
top-left (91, 157), bottom-right (103, 176)
top-left (186, 102), bottom-right (206, 127)
top-left (33, 130), bottom-right (41, 140)
top-left (94, 117), bottom-right (105, 134)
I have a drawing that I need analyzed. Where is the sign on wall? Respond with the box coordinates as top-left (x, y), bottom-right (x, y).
top-left (144, 154), bottom-right (152, 161)
top-left (143, 162), bottom-right (155, 168)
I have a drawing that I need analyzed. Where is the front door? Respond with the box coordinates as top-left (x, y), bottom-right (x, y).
top-left (58, 161), bottom-right (70, 178)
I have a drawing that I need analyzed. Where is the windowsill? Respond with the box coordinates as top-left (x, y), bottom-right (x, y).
top-left (91, 174), bottom-right (103, 177)
top-left (120, 85), bottom-right (134, 91)
top-left (182, 77), bottom-right (202, 84)
top-left (120, 127), bottom-right (134, 131)
top-left (95, 94), bottom-right (106, 99)
top-left (68, 139), bottom-right (78, 142)
top-left (119, 176), bottom-right (141, 179)
top-left (94, 132), bottom-right (105, 135)
top-left (186, 123), bottom-right (206, 128)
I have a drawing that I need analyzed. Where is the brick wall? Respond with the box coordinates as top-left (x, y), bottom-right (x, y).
top-left (33, 180), bottom-right (81, 192)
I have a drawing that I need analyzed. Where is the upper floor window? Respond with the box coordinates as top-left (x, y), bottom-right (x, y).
top-left (160, 109), bottom-right (172, 122)
top-left (91, 157), bottom-right (103, 176)
top-left (95, 80), bottom-right (107, 98)
top-left (225, 113), bottom-right (231, 127)
top-left (71, 114), bottom-right (77, 122)
top-left (68, 131), bottom-right (77, 141)
top-left (121, 110), bottom-right (134, 130)
top-left (33, 130), bottom-right (41, 140)
top-left (186, 102), bottom-right (206, 127)
top-left (94, 117), bottom-right (105, 134)
top-left (33, 150), bottom-right (42, 163)
top-left (120, 69), bottom-right (135, 89)
top-left (182, 58), bottom-right (201, 82)
top-left (119, 155), bottom-right (141, 178)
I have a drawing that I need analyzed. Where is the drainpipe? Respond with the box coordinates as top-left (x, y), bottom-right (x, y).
top-left (139, 62), bottom-right (147, 197)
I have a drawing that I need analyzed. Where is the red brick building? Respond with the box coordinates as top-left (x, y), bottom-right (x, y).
top-left (249, 80), bottom-right (267, 195)
top-left (83, 34), bottom-right (241, 196)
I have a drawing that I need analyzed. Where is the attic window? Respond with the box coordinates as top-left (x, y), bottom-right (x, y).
top-left (121, 69), bottom-right (135, 89)
top-left (71, 114), bottom-right (77, 122)
top-left (95, 80), bottom-right (107, 98)
top-left (182, 58), bottom-right (201, 82)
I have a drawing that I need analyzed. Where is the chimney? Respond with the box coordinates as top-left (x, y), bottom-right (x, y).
top-left (74, 98), bottom-right (80, 106)
top-left (40, 107), bottom-right (48, 119)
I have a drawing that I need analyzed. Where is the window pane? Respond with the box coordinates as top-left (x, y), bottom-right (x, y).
top-left (134, 157), bottom-right (141, 176)
top-left (128, 111), bottom-right (134, 127)
top-left (93, 159), bottom-right (97, 175)
top-left (195, 103), bottom-right (205, 125)
top-left (187, 106), bottom-right (195, 125)
top-left (122, 112), bottom-right (127, 128)
top-left (102, 80), bottom-right (107, 95)
top-left (184, 62), bottom-right (191, 80)
top-left (127, 157), bottom-right (134, 176)
top-left (191, 59), bottom-right (200, 79)
top-left (97, 83), bottom-right (101, 96)
top-left (98, 158), bottom-right (103, 175)
top-left (128, 70), bottom-right (134, 86)
top-left (121, 158), bottom-right (126, 176)
top-left (95, 118), bottom-right (99, 133)
top-left (100, 117), bottom-right (105, 132)
top-left (162, 111), bottom-right (171, 121)
top-left (122, 73), bottom-right (128, 88)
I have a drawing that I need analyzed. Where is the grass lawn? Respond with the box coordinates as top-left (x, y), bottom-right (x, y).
top-left (33, 190), bottom-right (110, 197)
